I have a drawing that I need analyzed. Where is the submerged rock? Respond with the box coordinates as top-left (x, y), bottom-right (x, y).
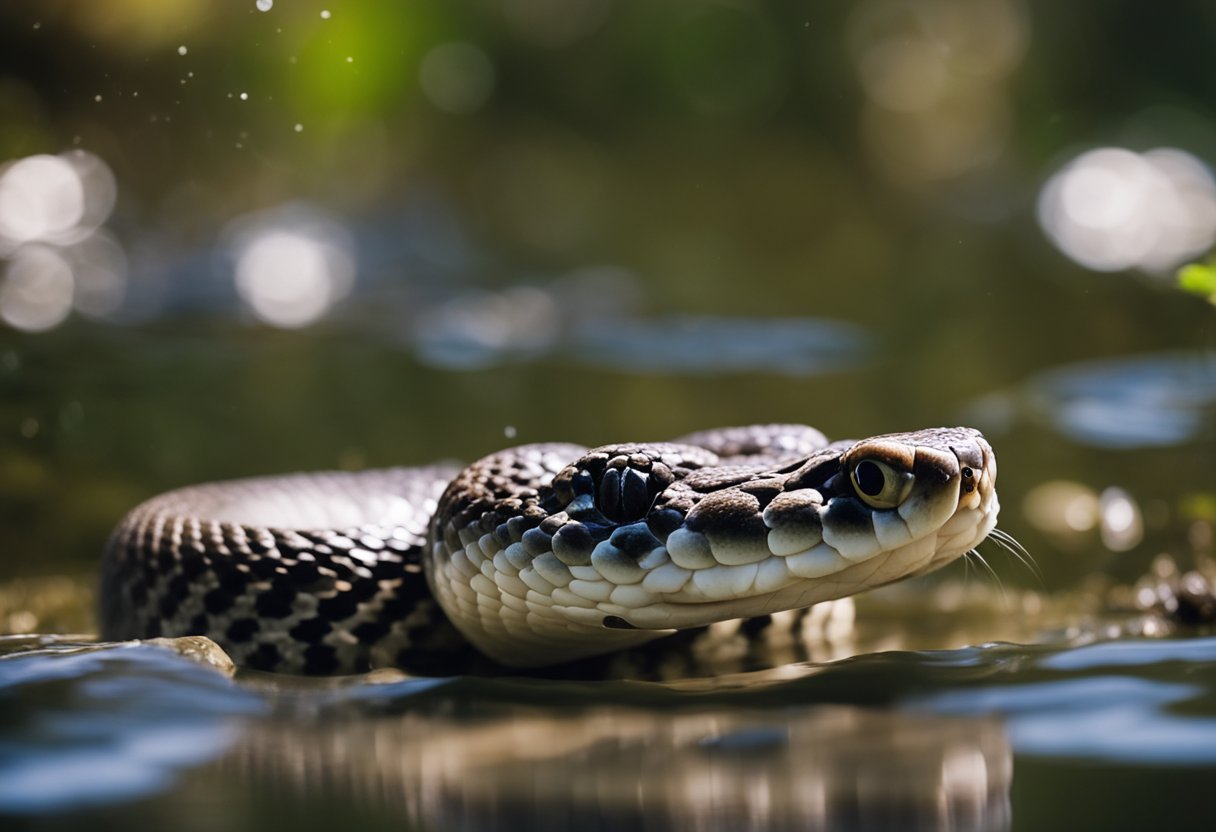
top-left (142, 636), bottom-right (237, 676)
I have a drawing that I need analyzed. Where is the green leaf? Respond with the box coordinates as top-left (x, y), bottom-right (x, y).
top-left (1177, 263), bottom-right (1216, 297)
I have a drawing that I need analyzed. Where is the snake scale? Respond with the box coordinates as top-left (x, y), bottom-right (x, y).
top-left (99, 425), bottom-right (999, 676)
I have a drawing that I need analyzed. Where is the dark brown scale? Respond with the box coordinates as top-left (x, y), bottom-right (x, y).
top-left (309, 649), bottom-right (349, 675)
top-left (685, 490), bottom-right (769, 542)
top-left (245, 644), bottom-right (279, 670)
top-left (646, 508), bottom-right (685, 540)
top-left (349, 578), bottom-right (381, 603)
top-left (351, 618), bottom-right (392, 645)
top-left (156, 594), bottom-right (180, 620)
top-left (552, 523), bottom-right (596, 565)
top-left (227, 617), bottom-right (260, 642)
top-left (289, 617), bottom-right (331, 644)
top-left (254, 589), bottom-right (296, 620)
top-left (739, 479), bottom-right (785, 509)
top-left (203, 587), bottom-right (234, 615)
top-left (316, 592), bottom-right (359, 621)
top-left (783, 453), bottom-right (842, 492)
top-left (166, 573), bottom-right (192, 602)
top-left (609, 524), bottom-right (663, 558)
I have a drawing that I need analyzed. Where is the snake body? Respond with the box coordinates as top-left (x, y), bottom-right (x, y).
top-left (99, 425), bottom-right (998, 675)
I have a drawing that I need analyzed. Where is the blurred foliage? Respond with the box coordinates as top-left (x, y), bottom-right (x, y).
top-left (1178, 261), bottom-right (1216, 305)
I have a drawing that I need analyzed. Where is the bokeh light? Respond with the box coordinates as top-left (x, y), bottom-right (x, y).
top-left (0, 245), bottom-right (75, 332)
top-left (0, 149), bottom-right (122, 332)
top-left (0, 155), bottom-right (83, 247)
top-left (230, 208), bottom-right (355, 329)
top-left (66, 231), bottom-right (127, 320)
top-left (1022, 481), bottom-right (1099, 539)
top-left (1038, 147), bottom-right (1216, 273)
top-left (1099, 487), bottom-right (1144, 552)
top-left (0, 151), bottom-right (116, 253)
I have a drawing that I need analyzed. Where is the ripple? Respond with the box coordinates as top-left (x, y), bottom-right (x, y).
top-left (0, 642), bottom-right (263, 813)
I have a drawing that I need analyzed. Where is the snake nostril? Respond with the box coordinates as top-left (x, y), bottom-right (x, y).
top-left (961, 466), bottom-right (976, 493)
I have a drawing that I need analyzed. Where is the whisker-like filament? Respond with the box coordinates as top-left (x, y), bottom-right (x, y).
top-left (969, 549), bottom-right (1007, 601)
top-left (988, 527), bottom-right (1043, 584)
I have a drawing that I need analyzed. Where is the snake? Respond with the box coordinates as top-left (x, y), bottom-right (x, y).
top-left (98, 425), bottom-right (999, 675)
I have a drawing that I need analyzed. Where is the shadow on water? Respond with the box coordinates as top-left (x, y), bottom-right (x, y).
top-left (5, 633), bottom-right (1216, 831)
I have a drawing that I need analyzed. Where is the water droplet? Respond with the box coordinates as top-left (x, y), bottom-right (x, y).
top-left (345, 56), bottom-right (353, 63)
top-left (93, 94), bottom-right (102, 102)
top-left (293, 123), bottom-right (303, 133)
top-left (239, 92), bottom-right (248, 101)
top-left (504, 425), bottom-right (517, 439)
top-left (177, 45), bottom-right (188, 56)
top-left (256, 0), bottom-right (273, 11)
top-left (320, 9), bottom-right (331, 19)
top-left (20, 418), bottom-right (39, 439)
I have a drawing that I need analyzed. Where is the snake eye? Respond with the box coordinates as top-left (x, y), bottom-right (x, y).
top-left (850, 458), bottom-right (914, 509)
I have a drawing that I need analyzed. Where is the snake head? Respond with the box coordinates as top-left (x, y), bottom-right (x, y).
top-left (602, 426), bottom-right (999, 632)
top-left (427, 427), bottom-right (999, 667)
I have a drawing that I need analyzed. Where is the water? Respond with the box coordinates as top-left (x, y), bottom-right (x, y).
top-left (3, 2), bottom-right (1216, 828)
top-left (4, 631), bottom-right (1216, 830)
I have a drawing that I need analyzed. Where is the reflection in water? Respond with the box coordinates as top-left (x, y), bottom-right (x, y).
top-left (971, 351), bottom-right (1216, 448)
top-left (1038, 147), bottom-right (1216, 273)
top-left (0, 639), bottom-right (261, 813)
top-left (13, 635), bottom-right (1216, 827)
top-left (919, 639), bottom-right (1216, 764)
top-left (227, 705), bottom-right (1011, 832)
